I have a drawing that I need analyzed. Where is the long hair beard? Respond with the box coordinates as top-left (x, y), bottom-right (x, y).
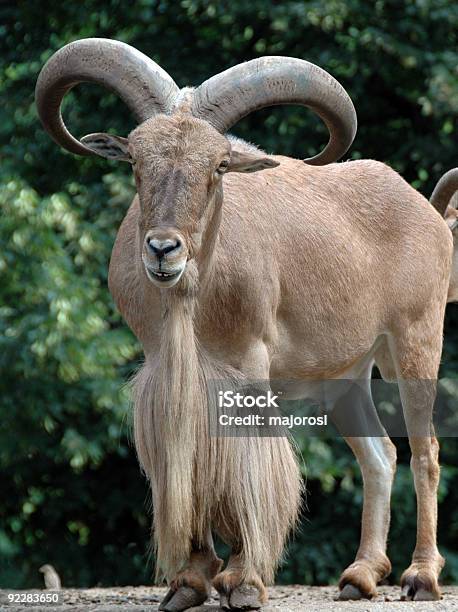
top-left (133, 259), bottom-right (302, 584)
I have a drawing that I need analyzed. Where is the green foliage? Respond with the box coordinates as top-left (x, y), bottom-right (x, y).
top-left (1, 0), bottom-right (457, 589)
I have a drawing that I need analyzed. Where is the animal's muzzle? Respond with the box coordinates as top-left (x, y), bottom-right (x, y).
top-left (146, 235), bottom-right (182, 259)
top-left (144, 229), bottom-right (185, 261)
top-left (143, 229), bottom-right (187, 287)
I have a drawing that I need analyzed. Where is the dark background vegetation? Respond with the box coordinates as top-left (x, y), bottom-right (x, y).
top-left (1, 0), bottom-right (457, 590)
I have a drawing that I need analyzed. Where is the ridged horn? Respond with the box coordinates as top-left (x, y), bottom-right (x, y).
top-left (191, 57), bottom-right (357, 165)
top-left (35, 38), bottom-right (179, 156)
top-left (430, 168), bottom-right (458, 217)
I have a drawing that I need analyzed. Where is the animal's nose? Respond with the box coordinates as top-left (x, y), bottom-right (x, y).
top-left (146, 236), bottom-right (182, 259)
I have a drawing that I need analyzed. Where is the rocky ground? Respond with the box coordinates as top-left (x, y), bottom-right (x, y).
top-left (2, 586), bottom-right (458, 611)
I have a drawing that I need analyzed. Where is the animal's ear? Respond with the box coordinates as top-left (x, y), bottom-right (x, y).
top-left (227, 149), bottom-right (280, 173)
top-left (80, 133), bottom-right (132, 162)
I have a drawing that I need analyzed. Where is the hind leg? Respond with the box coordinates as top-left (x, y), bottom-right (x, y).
top-left (159, 528), bottom-right (222, 611)
top-left (400, 432), bottom-right (444, 601)
top-left (390, 317), bottom-right (445, 601)
top-left (331, 371), bottom-right (396, 600)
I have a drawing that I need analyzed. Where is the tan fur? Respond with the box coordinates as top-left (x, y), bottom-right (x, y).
top-left (107, 110), bottom-right (452, 601)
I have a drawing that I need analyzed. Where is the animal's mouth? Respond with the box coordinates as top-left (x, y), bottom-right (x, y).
top-left (144, 261), bottom-right (186, 287)
top-left (148, 268), bottom-right (181, 281)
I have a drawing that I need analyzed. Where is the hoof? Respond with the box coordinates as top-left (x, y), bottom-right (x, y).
top-left (414, 588), bottom-right (441, 601)
top-left (338, 560), bottom-right (380, 600)
top-left (338, 584), bottom-right (364, 601)
top-left (401, 566), bottom-right (442, 601)
top-left (401, 582), bottom-right (441, 602)
top-left (220, 584), bottom-right (262, 610)
top-left (159, 586), bottom-right (208, 611)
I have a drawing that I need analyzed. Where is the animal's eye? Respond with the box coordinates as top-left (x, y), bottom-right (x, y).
top-left (216, 159), bottom-right (230, 175)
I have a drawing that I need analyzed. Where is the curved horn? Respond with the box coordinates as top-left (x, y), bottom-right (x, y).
top-left (35, 38), bottom-right (179, 156)
top-left (430, 168), bottom-right (458, 217)
top-left (191, 57), bottom-right (357, 165)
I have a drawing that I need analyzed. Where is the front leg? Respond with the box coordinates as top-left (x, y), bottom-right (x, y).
top-left (159, 530), bottom-right (223, 612)
top-left (338, 436), bottom-right (396, 600)
top-left (213, 553), bottom-right (268, 611)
